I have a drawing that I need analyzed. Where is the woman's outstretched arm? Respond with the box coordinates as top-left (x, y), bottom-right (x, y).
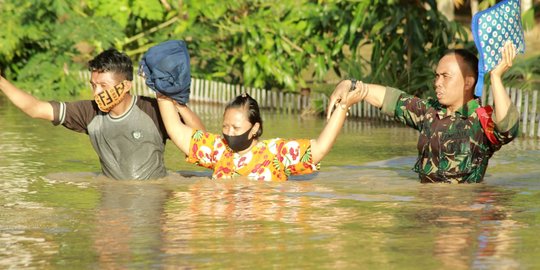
top-left (157, 94), bottom-right (194, 155)
top-left (175, 103), bottom-right (206, 131)
top-left (310, 81), bottom-right (369, 164)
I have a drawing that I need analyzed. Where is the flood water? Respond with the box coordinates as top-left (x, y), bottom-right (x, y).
top-left (1, 96), bottom-right (540, 269)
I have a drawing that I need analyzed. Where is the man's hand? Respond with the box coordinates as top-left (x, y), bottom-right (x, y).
top-left (326, 80), bottom-right (352, 120)
top-left (326, 80), bottom-right (369, 120)
top-left (491, 41), bottom-right (516, 78)
top-left (346, 81), bottom-right (369, 107)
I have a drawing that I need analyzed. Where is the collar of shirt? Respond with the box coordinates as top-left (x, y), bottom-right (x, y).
top-left (436, 99), bottom-right (481, 119)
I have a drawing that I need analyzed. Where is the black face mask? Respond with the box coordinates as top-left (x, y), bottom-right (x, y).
top-left (223, 127), bottom-right (254, 152)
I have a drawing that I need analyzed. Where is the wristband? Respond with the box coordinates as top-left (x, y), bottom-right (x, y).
top-left (338, 102), bottom-right (350, 116)
top-left (349, 79), bottom-right (357, 92)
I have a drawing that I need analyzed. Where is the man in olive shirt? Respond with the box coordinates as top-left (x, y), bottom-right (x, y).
top-left (0, 49), bottom-right (204, 180)
top-left (327, 43), bottom-right (519, 183)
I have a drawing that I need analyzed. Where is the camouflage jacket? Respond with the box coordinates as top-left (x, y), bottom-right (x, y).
top-left (381, 87), bottom-right (519, 183)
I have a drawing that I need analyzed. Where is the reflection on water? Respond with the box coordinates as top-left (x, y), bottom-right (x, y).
top-left (1, 98), bottom-right (540, 268)
top-left (94, 180), bottom-right (168, 269)
top-left (413, 185), bottom-right (521, 270)
top-left (161, 180), bottom-right (353, 263)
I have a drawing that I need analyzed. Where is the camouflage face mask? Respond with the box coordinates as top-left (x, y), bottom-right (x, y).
top-left (94, 80), bottom-right (129, 112)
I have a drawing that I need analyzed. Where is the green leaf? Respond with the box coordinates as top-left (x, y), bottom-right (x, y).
top-left (314, 55), bottom-right (327, 81)
top-left (522, 8), bottom-right (535, 31)
top-left (300, 147), bottom-right (311, 163)
top-left (243, 58), bottom-right (258, 85)
top-left (93, 0), bottom-right (131, 28)
top-left (370, 21), bottom-right (386, 36)
top-left (132, 0), bottom-right (164, 21)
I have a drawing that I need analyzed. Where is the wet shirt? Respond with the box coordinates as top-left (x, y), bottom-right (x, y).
top-left (49, 96), bottom-right (169, 180)
top-left (381, 87), bottom-right (519, 183)
top-left (186, 130), bottom-right (318, 181)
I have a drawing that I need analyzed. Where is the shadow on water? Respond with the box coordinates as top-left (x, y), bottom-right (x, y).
top-left (1, 99), bottom-right (540, 268)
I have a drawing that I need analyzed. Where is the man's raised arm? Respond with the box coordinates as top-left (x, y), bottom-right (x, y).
top-left (0, 72), bottom-right (54, 121)
top-left (490, 41), bottom-right (518, 125)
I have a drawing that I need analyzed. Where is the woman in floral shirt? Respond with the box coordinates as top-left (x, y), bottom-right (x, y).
top-left (158, 87), bottom-right (367, 181)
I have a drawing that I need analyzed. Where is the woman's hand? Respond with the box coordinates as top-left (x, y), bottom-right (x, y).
top-left (343, 80), bottom-right (370, 108)
top-left (156, 92), bottom-right (173, 101)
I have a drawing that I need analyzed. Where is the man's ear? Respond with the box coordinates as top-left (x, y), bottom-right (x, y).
top-left (123, 80), bottom-right (133, 91)
top-left (464, 76), bottom-right (476, 91)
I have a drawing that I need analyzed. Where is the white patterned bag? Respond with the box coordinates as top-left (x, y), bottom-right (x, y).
top-left (471, 0), bottom-right (525, 97)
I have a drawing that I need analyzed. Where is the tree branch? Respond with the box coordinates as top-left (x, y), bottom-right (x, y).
top-left (122, 16), bottom-right (180, 46)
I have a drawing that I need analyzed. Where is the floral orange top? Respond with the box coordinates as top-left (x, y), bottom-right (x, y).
top-left (186, 130), bottom-right (319, 181)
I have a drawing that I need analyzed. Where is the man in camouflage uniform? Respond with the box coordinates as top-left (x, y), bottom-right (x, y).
top-left (327, 42), bottom-right (519, 183)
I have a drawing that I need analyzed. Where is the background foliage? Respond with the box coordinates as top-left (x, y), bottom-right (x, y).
top-left (0, 0), bottom-right (537, 98)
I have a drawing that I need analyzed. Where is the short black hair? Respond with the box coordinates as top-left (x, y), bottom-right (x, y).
top-left (225, 93), bottom-right (263, 138)
top-left (88, 49), bottom-right (133, 81)
top-left (443, 49), bottom-right (479, 82)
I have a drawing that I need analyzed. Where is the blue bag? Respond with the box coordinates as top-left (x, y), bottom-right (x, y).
top-left (139, 40), bottom-right (191, 104)
top-left (471, 0), bottom-right (525, 97)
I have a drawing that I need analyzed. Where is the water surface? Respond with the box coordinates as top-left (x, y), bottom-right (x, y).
top-left (1, 97), bottom-right (539, 269)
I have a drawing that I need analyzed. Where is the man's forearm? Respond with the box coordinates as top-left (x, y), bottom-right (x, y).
top-left (364, 84), bottom-right (387, 108)
top-left (490, 41), bottom-right (517, 124)
top-left (490, 74), bottom-right (513, 121)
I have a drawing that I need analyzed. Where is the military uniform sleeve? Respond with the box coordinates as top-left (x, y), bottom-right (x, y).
top-left (381, 87), bottom-right (431, 131)
top-left (493, 102), bottom-right (519, 144)
top-left (380, 87), bottom-right (404, 117)
top-left (49, 100), bottom-right (98, 134)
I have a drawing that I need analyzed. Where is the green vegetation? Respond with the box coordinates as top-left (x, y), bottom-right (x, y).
top-left (504, 54), bottom-right (540, 91)
top-left (0, 0), bottom-right (538, 98)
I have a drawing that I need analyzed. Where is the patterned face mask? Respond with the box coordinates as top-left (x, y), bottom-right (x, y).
top-left (94, 80), bottom-right (129, 112)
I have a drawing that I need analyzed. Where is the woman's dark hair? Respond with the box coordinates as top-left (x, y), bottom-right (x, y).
top-left (88, 48), bottom-right (133, 81)
top-left (225, 93), bottom-right (263, 138)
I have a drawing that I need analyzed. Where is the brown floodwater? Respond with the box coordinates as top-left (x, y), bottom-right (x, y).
top-left (1, 98), bottom-right (540, 269)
